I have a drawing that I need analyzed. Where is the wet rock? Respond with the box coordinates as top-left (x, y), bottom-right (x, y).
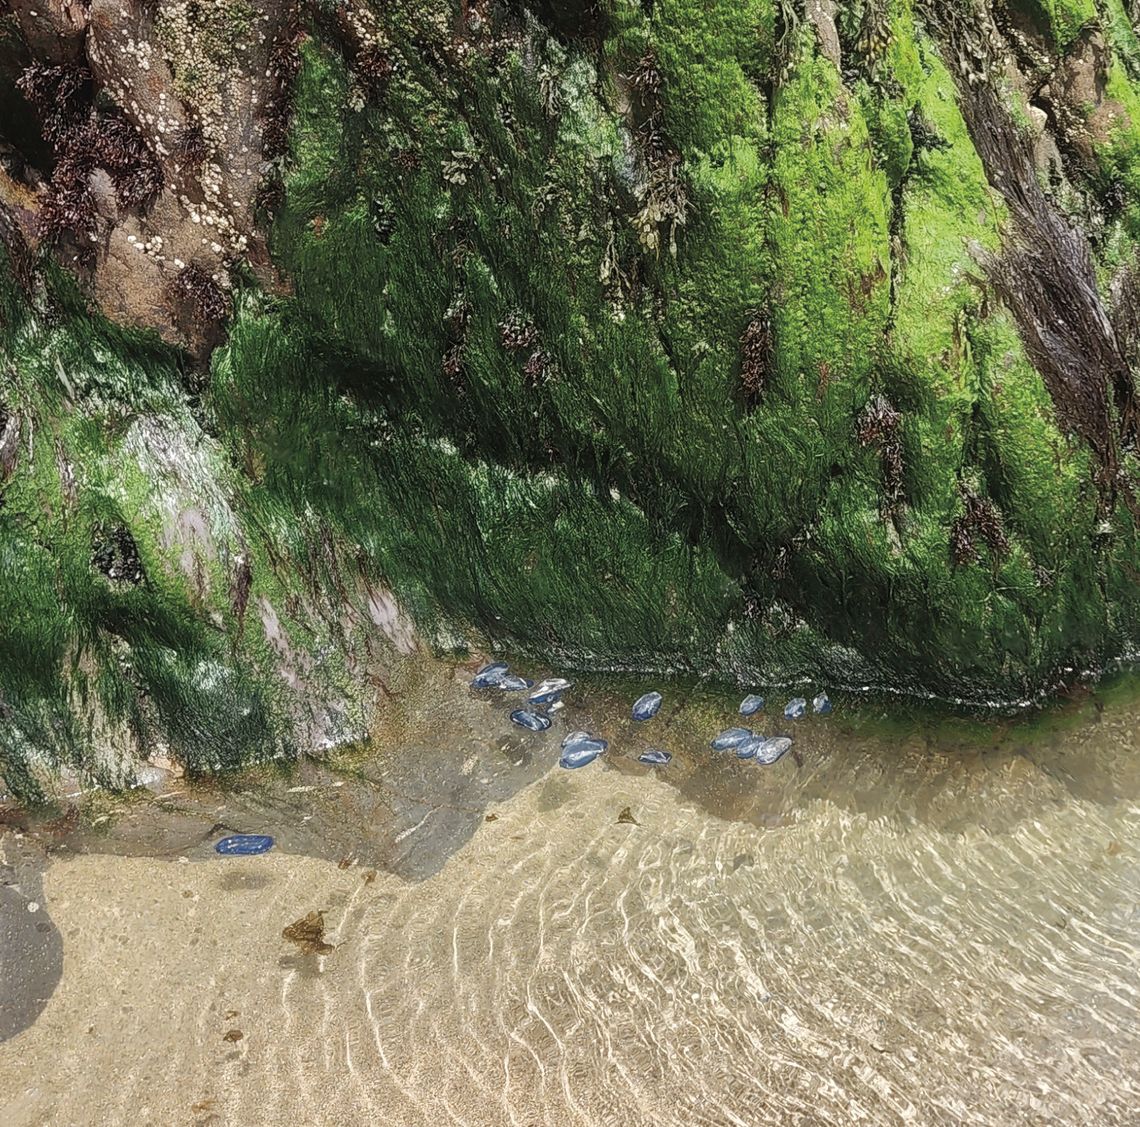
top-left (739, 694), bottom-right (765, 717)
top-left (471, 662), bottom-right (509, 687)
top-left (510, 709), bottom-right (552, 732)
top-left (631, 691), bottom-right (662, 720)
top-left (616, 806), bottom-right (639, 825)
top-left (0, 881), bottom-right (63, 1043)
top-left (754, 736), bottom-right (793, 765)
top-left (528, 677), bottom-right (570, 704)
top-left (784, 698), bottom-right (807, 720)
top-left (282, 910), bottom-right (334, 955)
top-left (813, 693), bottom-right (832, 715)
top-left (710, 727), bottom-right (752, 751)
top-left (638, 749), bottom-right (671, 766)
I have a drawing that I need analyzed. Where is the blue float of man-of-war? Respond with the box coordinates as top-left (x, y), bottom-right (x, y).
top-left (784, 697), bottom-right (807, 720)
top-left (711, 727), bottom-right (753, 751)
top-left (215, 834), bottom-right (275, 856)
top-left (529, 677), bottom-right (571, 705)
top-left (739, 694), bottom-right (765, 717)
top-left (632, 691), bottom-right (663, 721)
top-left (510, 709), bottom-right (552, 732)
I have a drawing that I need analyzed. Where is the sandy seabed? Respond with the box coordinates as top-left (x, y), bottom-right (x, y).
top-left (2, 677), bottom-right (1139, 1126)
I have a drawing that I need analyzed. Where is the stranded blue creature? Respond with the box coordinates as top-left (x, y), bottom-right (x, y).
top-left (510, 709), bottom-right (552, 732)
top-left (632, 691), bottom-right (663, 721)
top-left (215, 834), bottom-right (274, 856)
top-left (784, 698), bottom-right (807, 720)
top-left (711, 727), bottom-right (752, 751)
top-left (754, 737), bottom-right (793, 765)
top-left (528, 678), bottom-right (571, 705)
top-left (739, 694), bottom-right (765, 717)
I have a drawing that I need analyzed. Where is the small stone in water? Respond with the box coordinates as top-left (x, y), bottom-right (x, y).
top-left (735, 736), bottom-right (765, 759)
top-left (472, 662), bottom-right (509, 687)
top-left (510, 709), bottom-right (552, 732)
top-left (638, 749), bottom-right (671, 766)
top-left (528, 677), bottom-right (571, 704)
top-left (632, 691), bottom-right (663, 721)
top-left (711, 727), bottom-right (752, 751)
top-left (560, 743), bottom-right (602, 769)
top-left (617, 806), bottom-right (639, 825)
top-left (739, 693), bottom-right (765, 716)
top-left (813, 692), bottom-right (832, 715)
top-left (784, 697), bottom-right (807, 720)
top-left (754, 736), bottom-right (793, 765)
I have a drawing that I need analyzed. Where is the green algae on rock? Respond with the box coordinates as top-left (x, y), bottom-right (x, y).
top-left (3, 0), bottom-right (1140, 790)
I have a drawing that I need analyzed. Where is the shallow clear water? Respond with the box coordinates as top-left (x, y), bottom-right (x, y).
top-left (1, 662), bottom-right (1138, 1124)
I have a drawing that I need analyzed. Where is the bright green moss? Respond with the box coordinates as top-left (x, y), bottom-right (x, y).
top-left (647, 0), bottom-right (772, 156)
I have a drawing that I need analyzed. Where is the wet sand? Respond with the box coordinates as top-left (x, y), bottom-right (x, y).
top-left (1, 668), bottom-right (1138, 1125)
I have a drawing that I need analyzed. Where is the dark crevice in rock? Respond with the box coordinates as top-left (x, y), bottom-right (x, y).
top-left (738, 310), bottom-right (773, 409)
top-left (91, 523), bottom-right (146, 587)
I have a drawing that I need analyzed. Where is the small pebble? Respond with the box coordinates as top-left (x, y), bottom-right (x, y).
top-left (631, 691), bottom-right (663, 721)
top-left (638, 749), bottom-right (671, 766)
top-left (711, 727), bottom-right (752, 751)
top-left (754, 736), bottom-right (793, 765)
top-left (813, 692), bottom-right (832, 715)
top-left (739, 693), bottom-right (765, 717)
top-left (784, 697), bottom-right (807, 720)
top-left (528, 677), bottom-right (570, 704)
top-left (510, 709), bottom-right (552, 732)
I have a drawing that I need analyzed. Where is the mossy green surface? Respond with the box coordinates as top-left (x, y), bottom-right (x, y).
top-left (4, 0), bottom-right (1140, 792)
top-left (248, 9), bottom-right (1140, 698)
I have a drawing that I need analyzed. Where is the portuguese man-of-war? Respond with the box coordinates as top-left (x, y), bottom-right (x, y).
top-left (632, 691), bottom-right (663, 721)
top-left (510, 709), bottom-right (552, 732)
top-left (711, 727), bottom-right (752, 751)
top-left (739, 694), bottom-right (765, 717)
top-left (784, 697), bottom-right (807, 720)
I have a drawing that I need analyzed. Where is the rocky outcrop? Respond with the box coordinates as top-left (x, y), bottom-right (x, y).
top-left (3, 0), bottom-right (1140, 792)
